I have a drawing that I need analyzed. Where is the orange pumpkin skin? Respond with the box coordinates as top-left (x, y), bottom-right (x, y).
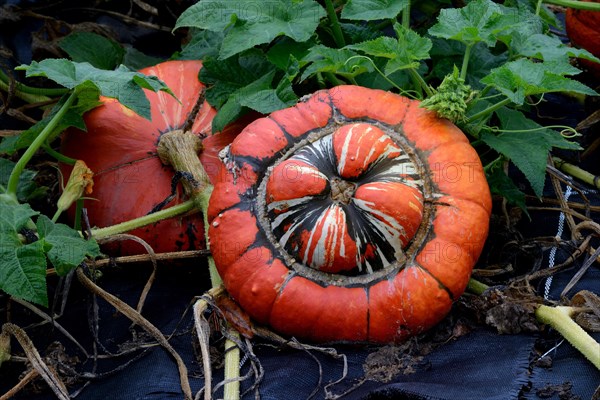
top-left (208, 85), bottom-right (492, 343)
top-left (60, 60), bottom-right (243, 255)
top-left (566, 1), bottom-right (600, 75)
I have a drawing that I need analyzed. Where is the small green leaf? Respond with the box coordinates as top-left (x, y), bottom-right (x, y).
top-left (428, 0), bottom-right (505, 46)
top-left (0, 159), bottom-right (47, 202)
top-left (486, 166), bottom-right (527, 213)
top-left (341, 0), bottom-right (409, 21)
top-left (239, 78), bottom-right (298, 114)
top-left (175, 0), bottom-right (326, 59)
top-left (300, 46), bottom-right (370, 81)
top-left (267, 38), bottom-right (314, 71)
top-left (36, 215), bottom-right (101, 276)
top-left (177, 29), bottom-right (224, 61)
top-left (17, 60), bottom-right (174, 119)
top-left (122, 46), bottom-right (163, 70)
top-left (0, 202), bottom-right (47, 306)
top-left (480, 59), bottom-right (598, 105)
top-left (59, 31), bottom-right (125, 70)
top-left (347, 23), bottom-right (431, 75)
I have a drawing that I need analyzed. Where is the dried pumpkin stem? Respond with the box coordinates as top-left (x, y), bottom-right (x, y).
top-left (0, 323), bottom-right (70, 400)
top-left (76, 268), bottom-right (194, 399)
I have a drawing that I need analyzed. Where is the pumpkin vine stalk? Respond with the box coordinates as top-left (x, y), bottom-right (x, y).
top-left (466, 97), bottom-right (513, 124)
top-left (323, 0), bottom-right (345, 47)
top-left (468, 279), bottom-right (600, 371)
top-left (2, 88), bottom-right (79, 205)
top-left (155, 128), bottom-right (242, 399)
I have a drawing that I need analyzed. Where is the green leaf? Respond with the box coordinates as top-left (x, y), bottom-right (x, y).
top-left (0, 83), bottom-right (101, 155)
top-left (480, 59), bottom-right (598, 105)
top-left (122, 46), bottom-right (164, 70)
top-left (347, 23), bottom-right (431, 75)
top-left (177, 29), bottom-right (224, 61)
top-left (341, 0), bottom-right (409, 21)
top-left (481, 108), bottom-right (581, 196)
top-left (175, 0), bottom-right (326, 59)
top-left (428, 0), bottom-right (505, 46)
top-left (36, 215), bottom-right (101, 276)
top-left (340, 22), bottom-right (385, 43)
top-left (512, 33), bottom-right (600, 65)
top-left (0, 202), bottom-right (47, 306)
top-left (17, 60), bottom-right (174, 120)
top-left (212, 71), bottom-right (275, 131)
top-left (267, 38), bottom-right (314, 71)
top-left (300, 45), bottom-right (371, 81)
top-left (59, 31), bottom-right (125, 70)
top-left (200, 51), bottom-right (275, 109)
top-left (239, 78), bottom-right (298, 114)
top-left (0, 159), bottom-right (47, 202)
top-left (429, 40), bottom-right (507, 89)
top-left (486, 166), bottom-right (527, 213)
top-left (491, 5), bottom-right (543, 47)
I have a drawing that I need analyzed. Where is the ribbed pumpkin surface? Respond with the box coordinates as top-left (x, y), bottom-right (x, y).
top-left (208, 85), bottom-right (491, 343)
top-left (60, 60), bottom-right (241, 255)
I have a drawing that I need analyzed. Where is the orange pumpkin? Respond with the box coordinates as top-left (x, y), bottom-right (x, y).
top-left (208, 85), bottom-right (492, 343)
top-left (566, 1), bottom-right (600, 75)
top-left (60, 60), bottom-right (245, 255)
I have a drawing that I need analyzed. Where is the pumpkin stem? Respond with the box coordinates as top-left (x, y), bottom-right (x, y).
top-left (157, 130), bottom-right (209, 201)
top-left (156, 128), bottom-right (242, 397)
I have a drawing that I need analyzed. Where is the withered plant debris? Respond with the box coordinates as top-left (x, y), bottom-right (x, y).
top-left (363, 341), bottom-right (426, 383)
top-left (536, 381), bottom-right (581, 400)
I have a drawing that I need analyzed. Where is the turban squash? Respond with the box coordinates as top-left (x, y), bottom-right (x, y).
top-left (208, 85), bottom-right (492, 343)
top-left (60, 60), bottom-right (243, 255)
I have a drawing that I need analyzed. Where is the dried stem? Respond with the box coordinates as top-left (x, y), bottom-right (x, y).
top-left (0, 323), bottom-right (70, 400)
top-left (0, 369), bottom-right (39, 400)
top-left (193, 286), bottom-right (225, 400)
top-left (76, 268), bottom-right (193, 400)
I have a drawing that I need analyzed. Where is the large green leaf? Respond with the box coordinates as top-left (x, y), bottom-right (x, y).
top-left (59, 31), bottom-right (124, 70)
top-left (512, 33), bottom-right (600, 65)
top-left (341, 0), bottom-right (409, 21)
top-left (428, 0), bottom-right (505, 46)
top-left (17, 60), bottom-right (174, 120)
top-left (481, 108), bottom-right (581, 196)
top-left (480, 59), bottom-right (598, 105)
top-left (174, 0), bottom-right (326, 59)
